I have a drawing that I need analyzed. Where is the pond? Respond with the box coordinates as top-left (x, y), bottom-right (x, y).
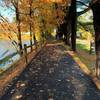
top-left (0, 40), bottom-right (31, 71)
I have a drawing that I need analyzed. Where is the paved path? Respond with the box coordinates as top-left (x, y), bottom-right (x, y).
top-left (0, 43), bottom-right (100, 100)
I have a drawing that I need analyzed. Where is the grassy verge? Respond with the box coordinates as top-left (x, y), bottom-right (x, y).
top-left (76, 39), bottom-right (96, 70)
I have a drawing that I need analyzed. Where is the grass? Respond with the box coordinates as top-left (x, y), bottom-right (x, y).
top-left (76, 39), bottom-right (90, 53)
top-left (76, 38), bottom-right (96, 70)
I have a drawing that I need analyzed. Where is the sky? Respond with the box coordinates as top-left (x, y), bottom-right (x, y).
top-left (77, 0), bottom-right (91, 12)
top-left (0, 6), bottom-right (15, 22)
top-left (0, 0), bottom-right (92, 22)
top-left (0, 0), bottom-right (15, 22)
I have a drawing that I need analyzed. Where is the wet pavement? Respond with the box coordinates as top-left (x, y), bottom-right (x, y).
top-left (0, 44), bottom-right (100, 100)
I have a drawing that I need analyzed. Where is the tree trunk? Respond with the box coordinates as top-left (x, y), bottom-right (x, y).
top-left (29, 0), bottom-right (33, 51)
top-left (70, 0), bottom-right (77, 51)
top-left (65, 6), bottom-right (72, 46)
top-left (16, 3), bottom-right (23, 55)
top-left (91, 1), bottom-right (100, 77)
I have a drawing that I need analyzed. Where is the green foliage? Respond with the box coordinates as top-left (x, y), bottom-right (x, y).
top-left (77, 10), bottom-right (94, 40)
top-left (78, 10), bottom-right (93, 23)
top-left (82, 31), bottom-right (92, 39)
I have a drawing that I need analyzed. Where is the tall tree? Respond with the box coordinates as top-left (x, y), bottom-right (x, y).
top-left (70, 0), bottom-right (77, 51)
top-left (91, 0), bottom-right (100, 77)
top-left (3, 0), bottom-right (23, 55)
top-left (29, 0), bottom-right (33, 51)
top-left (15, 0), bottom-right (23, 55)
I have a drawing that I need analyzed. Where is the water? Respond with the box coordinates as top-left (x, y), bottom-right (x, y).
top-left (0, 40), bottom-right (17, 59)
top-left (0, 40), bottom-right (31, 70)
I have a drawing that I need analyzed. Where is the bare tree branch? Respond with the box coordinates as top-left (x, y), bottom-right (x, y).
top-left (77, 0), bottom-right (100, 17)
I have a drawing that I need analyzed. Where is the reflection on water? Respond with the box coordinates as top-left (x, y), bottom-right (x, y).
top-left (0, 40), bottom-right (31, 70)
top-left (0, 54), bottom-right (20, 70)
top-left (0, 40), bottom-right (17, 59)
